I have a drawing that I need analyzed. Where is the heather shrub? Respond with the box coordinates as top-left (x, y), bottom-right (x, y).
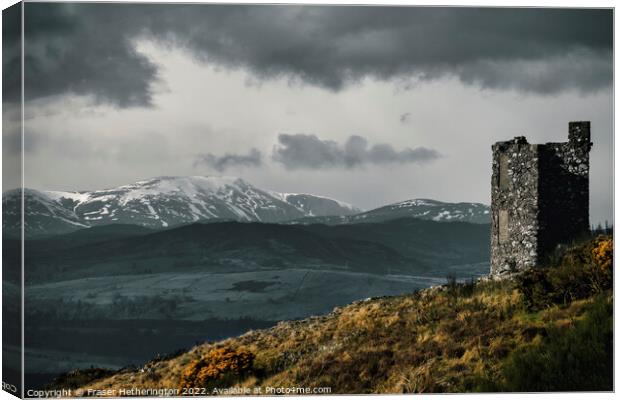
top-left (178, 347), bottom-right (255, 392)
top-left (516, 236), bottom-right (613, 311)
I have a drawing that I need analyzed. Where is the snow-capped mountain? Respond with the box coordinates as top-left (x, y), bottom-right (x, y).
top-left (289, 198), bottom-right (490, 225)
top-left (2, 176), bottom-right (361, 236)
top-left (2, 189), bottom-right (89, 237)
top-left (268, 192), bottom-right (358, 218)
top-left (350, 198), bottom-right (490, 224)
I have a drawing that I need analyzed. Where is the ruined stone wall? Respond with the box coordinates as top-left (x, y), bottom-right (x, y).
top-left (490, 137), bottom-right (540, 275)
top-left (490, 122), bottom-right (592, 276)
top-left (537, 122), bottom-right (591, 259)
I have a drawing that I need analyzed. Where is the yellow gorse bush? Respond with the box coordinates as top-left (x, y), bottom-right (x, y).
top-left (179, 347), bottom-right (255, 391)
top-left (591, 237), bottom-right (613, 273)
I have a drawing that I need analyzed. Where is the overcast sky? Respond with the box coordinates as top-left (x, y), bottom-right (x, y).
top-left (2, 4), bottom-right (613, 224)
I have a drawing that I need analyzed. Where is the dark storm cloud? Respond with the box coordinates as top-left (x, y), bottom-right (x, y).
top-left (2, 4), bottom-right (21, 104)
top-left (7, 4), bottom-right (613, 107)
top-left (5, 3), bottom-right (158, 107)
top-left (195, 148), bottom-right (262, 172)
top-left (456, 48), bottom-right (613, 93)
top-left (272, 134), bottom-right (439, 169)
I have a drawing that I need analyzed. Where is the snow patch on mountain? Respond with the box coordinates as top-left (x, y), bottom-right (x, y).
top-left (45, 190), bottom-right (92, 206)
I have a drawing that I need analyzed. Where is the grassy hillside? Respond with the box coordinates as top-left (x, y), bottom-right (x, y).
top-left (53, 236), bottom-right (612, 394)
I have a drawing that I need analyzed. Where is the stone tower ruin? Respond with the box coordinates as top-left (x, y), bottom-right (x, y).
top-left (490, 121), bottom-right (592, 275)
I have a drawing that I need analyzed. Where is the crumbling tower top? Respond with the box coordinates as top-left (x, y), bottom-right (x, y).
top-left (569, 121), bottom-right (591, 144)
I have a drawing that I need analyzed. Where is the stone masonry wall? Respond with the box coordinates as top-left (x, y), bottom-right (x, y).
top-left (490, 122), bottom-right (592, 276)
top-left (537, 122), bottom-right (591, 259)
top-left (490, 137), bottom-right (540, 275)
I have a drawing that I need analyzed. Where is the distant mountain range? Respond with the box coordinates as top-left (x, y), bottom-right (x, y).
top-left (2, 176), bottom-right (490, 237)
top-left (2, 176), bottom-right (359, 236)
top-left (287, 198), bottom-right (490, 225)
